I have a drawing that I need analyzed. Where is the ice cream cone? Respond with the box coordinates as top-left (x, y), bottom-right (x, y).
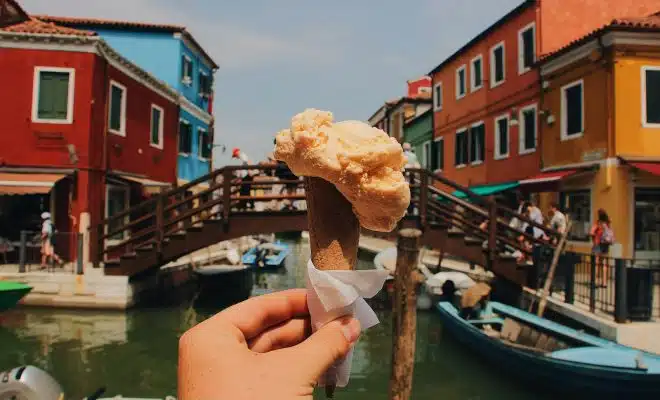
top-left (305, 176), bottom-right (360, 271)
top-left (305, 176), bottom-right (359, 398)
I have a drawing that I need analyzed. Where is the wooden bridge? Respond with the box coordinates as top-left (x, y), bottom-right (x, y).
top-left (93, 165), bottom-right (562, 286)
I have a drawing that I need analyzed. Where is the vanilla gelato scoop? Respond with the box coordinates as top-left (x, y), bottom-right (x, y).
top-left (274, 109), bottom-right (411, 232)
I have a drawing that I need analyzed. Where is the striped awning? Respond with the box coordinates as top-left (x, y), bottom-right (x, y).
top-left (0, 173), bottom-right (67, 195)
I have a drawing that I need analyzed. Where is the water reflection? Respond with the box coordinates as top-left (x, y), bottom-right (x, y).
top-left (0, 239), bottom-right (549, 399)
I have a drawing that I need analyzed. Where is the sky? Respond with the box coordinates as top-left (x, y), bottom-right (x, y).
top-left (21, 0), bottom-right (522, 168)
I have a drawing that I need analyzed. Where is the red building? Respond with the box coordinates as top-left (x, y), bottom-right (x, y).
top-left (429, 0), bottom-right (660, 192)
top-left (0, 9), bottom-right (179, 264)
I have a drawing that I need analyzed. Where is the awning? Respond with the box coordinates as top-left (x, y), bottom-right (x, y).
top-left (452, 182), bottom-right (519, 199)
top-left (0, 173), bottom-right (67, 195)
top-left (121, 175), bottom-right (171, 195)
top-left (519, 169), bottom-right (579, 186)
top-left (628, 162), bottom-right (660, 176)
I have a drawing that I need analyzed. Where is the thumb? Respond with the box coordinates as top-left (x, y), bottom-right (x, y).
top-left (281, 316), bottom-right (361, 381)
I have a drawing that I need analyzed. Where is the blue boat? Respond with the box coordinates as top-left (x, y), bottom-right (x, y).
top-left (436, 301), bottom-right (660, 397)
top-left (242, 241), bottom-right (291, 271)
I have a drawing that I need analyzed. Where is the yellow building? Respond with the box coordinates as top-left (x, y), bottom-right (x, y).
top-left (531, 15), bottom-right (660, 259)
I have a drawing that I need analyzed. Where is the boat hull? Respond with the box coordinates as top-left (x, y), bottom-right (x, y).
top-left (0, 282), bottom-right (32, 312)
top-left (194, 267), bottom-right (254, 309)
top-left (436, 303), bottom-right (660, 397)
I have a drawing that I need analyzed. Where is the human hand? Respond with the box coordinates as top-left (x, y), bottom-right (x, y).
top-left (178, 288), bottom-right (361, 400)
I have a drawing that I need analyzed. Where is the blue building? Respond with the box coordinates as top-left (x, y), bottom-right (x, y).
top-left (38, 16), bottom-right (219, 183)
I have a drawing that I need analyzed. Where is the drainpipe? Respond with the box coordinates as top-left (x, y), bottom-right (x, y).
top-left (598, 35), bottom-right (614, 190)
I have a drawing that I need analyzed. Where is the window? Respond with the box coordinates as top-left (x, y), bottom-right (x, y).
top-left (634, 188), bottom-right (660, 255)
top-left (560, 190), bottom-right (591, 242)
top-left (383, 118), bottom-right (389, 135)
top-left (642, 67), bottom-right (660, 127)
top-left (454, 128), bottom-right (468, 167)
top-left (519, 104), bottom-right (537, 154)
top-left (422, 141), bottom-right (431, 168)
top-left (418, 86), bottom-right (431, 95)
top-left (518, 23), bottom-right (536, 74)
top-left (179, 120), bottom-right (192, 154)
top-left (469, 122), bottom-right (485, 164)
top-left (181, 55), bottom-right (193, 85)
top-left (150, 105), bottom-right (164, 148)
top-left (433, 82), bottom-right (443, 111)
top-left (433, 137), bottom-right (444, 171)
top-left (199, 128), bottom-right (212, 160)
top-left (391, 111), bottom-right (403, 140)
top-left (456, 65), bottom-right (467, 99)
top-left (561, 80), bottom-right (584, 140)
top-left (106, 185), bottom-right (130, 241)
top-left (108, 81), bottom-right (127, 136)
top-left (32, 67), bottom-right (75, 124)
top-left (494, 114), bottom-right (509, 159)
top-left (490, 42), bottom-right (506, 88)
top-left (471, 55), bottom-right (483, 91)
top-left (199, 71), bottom-right (212, 98)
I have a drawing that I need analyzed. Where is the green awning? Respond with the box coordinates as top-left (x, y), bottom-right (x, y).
top-left (452, 182), bottom-right (519, 199)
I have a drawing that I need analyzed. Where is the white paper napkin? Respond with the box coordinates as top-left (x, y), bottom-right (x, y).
top-left (306, 260), bottom-right (390, 387)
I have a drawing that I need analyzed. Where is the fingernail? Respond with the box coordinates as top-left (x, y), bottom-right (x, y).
top-left (341, 318), bottom-right (361, 343)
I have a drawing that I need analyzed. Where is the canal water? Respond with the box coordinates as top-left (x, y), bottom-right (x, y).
top-left (0, 239), bottom-right (551, 399)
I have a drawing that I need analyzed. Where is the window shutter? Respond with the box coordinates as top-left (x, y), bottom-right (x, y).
top-left (52, 74), bottom-right (69, 119)
top-left (38, 72), bottom-right (56, 119)
top-left (430, 140), bottom-right (438, 171)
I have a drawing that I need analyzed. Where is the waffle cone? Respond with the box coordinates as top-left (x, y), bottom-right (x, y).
top-left (305, 177), bottom-right (359, 271)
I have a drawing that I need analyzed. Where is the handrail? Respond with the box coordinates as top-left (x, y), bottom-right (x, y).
top-left (92, 165), bottom-right (562, 276)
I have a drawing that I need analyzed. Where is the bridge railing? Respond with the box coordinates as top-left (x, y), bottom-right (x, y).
top-left (93, 165), bottom-right (562, 271)
top-left (405, 168), bottom-right (562, 264)
top-left (92, 164), bottom-right (306, 267)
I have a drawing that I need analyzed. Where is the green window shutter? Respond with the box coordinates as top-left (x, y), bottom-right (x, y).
top-left (109, 85), bottom-right (123, 131)
top-left (37, 71), bottom-right (70, 120)
top-left (151, 108), bottom-right (161, 145)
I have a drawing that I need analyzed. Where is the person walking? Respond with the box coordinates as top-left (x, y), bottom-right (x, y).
top-left (590, 208), bottom-right (614, 287)
top-left (402, 142), bottom-right (420, 169)
top-left (40, 212), bottom-right (63, 269)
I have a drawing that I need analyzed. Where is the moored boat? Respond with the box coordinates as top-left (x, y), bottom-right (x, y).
top-left (435, 300), bottom-right (660, 397)
top-left (0, 281), bottom-right (32, 312)
top-left (373, 247), bottom-right (432, 310)
top-left (242, 241), bottom-right (291, 271)
top-left (194, 248), bottom-right (254, 308)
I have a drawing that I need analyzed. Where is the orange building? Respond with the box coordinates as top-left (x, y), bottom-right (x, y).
top-left (538, 15), bottom-right (660, 258)
top-left (428, 0), bottom-right (660, 195)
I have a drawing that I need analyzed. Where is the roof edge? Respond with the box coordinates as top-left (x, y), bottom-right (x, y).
top-left (427, 0), bottom-right (536, 76)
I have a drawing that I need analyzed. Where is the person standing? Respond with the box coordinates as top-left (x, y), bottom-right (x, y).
top-left (402, 142), bottom-right (421, 169)
top-left (40, 212), bottom-right (63, 269)
top-left (590, 209), bottom-right (614, 287)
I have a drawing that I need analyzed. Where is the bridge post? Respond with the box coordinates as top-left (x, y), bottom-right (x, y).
top-left (487, 197), bottom-right (497, 263)
top-left (155, 195), bottom-right (165, 255)
top-left (418, 170), bottom-right (427, 229)
top-left (222, 169), bottom-right (232, 230)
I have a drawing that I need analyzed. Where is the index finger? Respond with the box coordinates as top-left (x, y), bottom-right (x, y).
top-left (211, 288), bottom-right (309, 341)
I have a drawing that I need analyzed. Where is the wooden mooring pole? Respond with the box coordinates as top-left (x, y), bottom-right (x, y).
top-left (389, 228), bottom-right (422, 400)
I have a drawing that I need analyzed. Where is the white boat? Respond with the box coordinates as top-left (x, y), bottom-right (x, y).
top-left (373, 247), bottom-right (432, 310)
top-left (423, 270), bottom-right (476, 296)
top-left (193, 248), bottom-right (254, 308)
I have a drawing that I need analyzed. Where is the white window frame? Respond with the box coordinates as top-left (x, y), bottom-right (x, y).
top-left (456, 65), bottom-right (467, 99)
top-left (422, 140), bottom-right (431, 168)
top-left (519, 103), bottom-right (538, 155)
top-left (198, 68), bottom-right (210, 96)
top-left (149, 104), bottom-right (164, 149)
top-left (198, 127), bottom-right (210, 160)
top-left (518, 22), bottom-right (536, 75)
top-left (490, 41), bottom-right (506, 88)
top-left (182, 55), bottom-right (193, 86)
top-left (494, 113), bottom-right (510, 160)
top-left (31, 66), bottom-right (76, 124)
top-left (470, 54), bottom-right (483, 92)
top-left (560, 79), bottom-right (585, 141)
top-left (434, 136), bottom-right (444, 172)
top-left (108, 80), bottom-right (127, 136)
top-left (561, 188), bottom-right (594, 245)
top-left (470, 121), bottom-right (485, 165)
top-left (433, 82), bottom-right (443, 111)
top-left (455, 127), bottom-right (468, 168)
top-left (641, 66), bottom-right (660, 128)
top-left (105, 184), bottom-right (130, 242)
top-left (178, 119), bottom-right (191, 156)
